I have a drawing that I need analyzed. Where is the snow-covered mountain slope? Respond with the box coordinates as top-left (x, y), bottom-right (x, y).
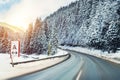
top-left (23, 0), bottom-right (120, 54)
top-left (45, 0), bottom-right (120, 53)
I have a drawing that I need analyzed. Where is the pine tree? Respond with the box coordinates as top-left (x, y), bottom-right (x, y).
top-left (33, 18), bottom-right (42, 32)
top-left (0, 27), bottom-right (5, 40)
top-left (48, 25), bottom-right (58, 55)
top-left (105, 21), bottom-right (120, 53)
top-left (29, 18), bottom-right (43, 54)
top-left (1, 31), bottom-right (9, 53)
top-left (23, 23), bottom-right (33, 54)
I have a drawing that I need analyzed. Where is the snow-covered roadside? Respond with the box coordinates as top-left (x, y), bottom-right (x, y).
top-left (0, 49), bottom-right (68, 80)
top-left (9, 49), bottom-right (68, 63)
top-left (60, 46), bottom-right (120, 64)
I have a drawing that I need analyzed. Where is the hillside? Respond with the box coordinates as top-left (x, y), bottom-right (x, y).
top-left (45, 0), bottom-right (120, 53)
top-left (0, 22), bottom-right (24, 53)
top-left (22, 0), bottom-right (120, 54)
top-left (0, 22), bottom-right (24, 32)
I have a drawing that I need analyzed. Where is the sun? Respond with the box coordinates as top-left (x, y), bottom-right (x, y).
top-left (5, 12), bottom-right (33, 31)
top-left (7, 18), bottom-right (30, 31)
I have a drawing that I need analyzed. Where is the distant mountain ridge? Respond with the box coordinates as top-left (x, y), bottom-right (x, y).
top-left (0, 22), bottom-right (24, 53)
top-left (0, 22), bottom-right (24, 33)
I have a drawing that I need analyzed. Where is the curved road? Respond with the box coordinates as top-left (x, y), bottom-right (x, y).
top-left (9, 50), bottom-right (120, 80)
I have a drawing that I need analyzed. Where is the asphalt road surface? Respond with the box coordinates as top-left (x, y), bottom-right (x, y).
top-left (9, 50), bottom-right (120, 80)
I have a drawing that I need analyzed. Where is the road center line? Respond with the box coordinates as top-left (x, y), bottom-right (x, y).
top-left (76, 57), bottom-right (84, 80)
top-left (76, 70), bottom-right (83, 80)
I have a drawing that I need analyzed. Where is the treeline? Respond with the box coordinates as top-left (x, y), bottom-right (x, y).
top-left (23, 18), bottom-right (58, 55)
top-left (45, 0), bottom-right (120, 53)
top-left (0, 27), bottom-right (9, 53)
top-left (0, 24), bottom-right (23, 53)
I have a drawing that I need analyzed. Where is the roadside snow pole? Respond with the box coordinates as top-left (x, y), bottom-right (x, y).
top-left (10, 41), bottom-right (20, 67)
top-left (18, 41), bottom-right (20, 57)
top-left (10, 52), bottom-right (14, 67)
top-left (48, 43), bottom-right (52, 56)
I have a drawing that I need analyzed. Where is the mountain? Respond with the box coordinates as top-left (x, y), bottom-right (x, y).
top-left (0, 22), bottom-right (24, 32)
top-left (23, 0), bottom-right (120, 54)
top-left (0, 22), bottom-right (24, 40)
top-left (44, 0), bottom-right (120, 53)
top-left (0, 22), bottom-right (24, 53)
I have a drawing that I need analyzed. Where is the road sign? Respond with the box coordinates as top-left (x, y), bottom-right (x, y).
top-left (11, 41), bottom-right (20, 57)
top-left (10, 41), bottom-right (20, 67)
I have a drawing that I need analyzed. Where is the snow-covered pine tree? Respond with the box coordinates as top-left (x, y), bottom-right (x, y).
top-left (29, 18), bottom-right (43, 54)
top-left (36, 23), bottom-right (48, 54)
top-left (104, 21), bottom-right (120, 53)
top-left (23, 23), bottom-right (33, 54)
top-left (48, 24), bottom-right (58, 55)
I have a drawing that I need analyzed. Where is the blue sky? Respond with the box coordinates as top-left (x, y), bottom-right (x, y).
top-left (0, 0), bottom-right (21, 13)
top-left (0, 0), bottom-right (77, 29)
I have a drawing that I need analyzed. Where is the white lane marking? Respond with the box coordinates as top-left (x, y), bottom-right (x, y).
top-left (76, 57), bottom-right (84, 80)
top-left (76, 70), bottom-right (83, 80)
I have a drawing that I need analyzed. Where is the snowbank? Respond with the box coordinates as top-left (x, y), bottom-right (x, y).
top-left (0, 49), bottom-right (68, 80)
top-left (60, 46), bottom-right (120, 64)
top-left (9, 49), bottom-right (68, 63)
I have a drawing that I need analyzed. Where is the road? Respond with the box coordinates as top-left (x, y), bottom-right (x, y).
top-left (9, 50), bottom-right (120, 80)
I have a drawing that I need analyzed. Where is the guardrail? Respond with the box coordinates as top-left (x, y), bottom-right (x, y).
top-left (10, 54), bottom-right (70, 66)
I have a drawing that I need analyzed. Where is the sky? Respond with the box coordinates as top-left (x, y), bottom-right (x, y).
top-left (0, 0), bottom-right (77, 30)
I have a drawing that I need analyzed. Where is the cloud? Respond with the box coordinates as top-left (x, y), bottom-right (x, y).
top-left (0, 0), bottom-right (20, 12)
top-left (0, 0), bottom-right (10, 4)
top-left (0, 0), bottom-right (77, 29)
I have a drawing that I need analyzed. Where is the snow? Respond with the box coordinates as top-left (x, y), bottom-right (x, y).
top-left (0, 49), bottom-right (68, 80)
top-left (45, 0), bottom-right (120, 55)
top-left (60, 46), bottom-right (120, 64)
top-left (8, 49), bottom-right (68, 63)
